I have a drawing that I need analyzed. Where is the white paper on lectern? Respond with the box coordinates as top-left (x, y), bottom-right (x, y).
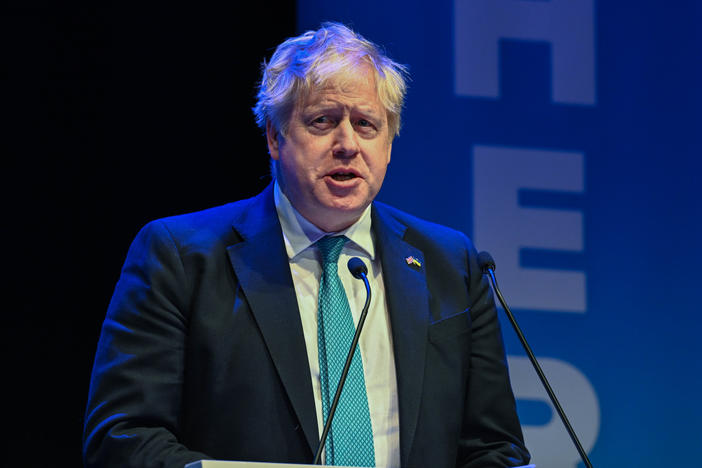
top-left (185, 462), bottom-right (535, 468)
top-left (185, 463), bottom-right (355, 468)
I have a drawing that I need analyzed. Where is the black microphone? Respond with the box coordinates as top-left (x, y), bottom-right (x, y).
top-left (347, 256), bottom-right (368, 279)
top-left (312, 257), bottom-right (372, 465)
top-left (478, 251), bottom-right (594, 468)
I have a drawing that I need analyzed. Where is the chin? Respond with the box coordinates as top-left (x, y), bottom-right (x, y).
top-left (314, 202), bottom-right (365, 229)
top-left (325, 198), bottom-right (368, 215)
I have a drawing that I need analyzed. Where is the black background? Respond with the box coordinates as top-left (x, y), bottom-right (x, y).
top-left (5, 1), bottom-right (296, 465)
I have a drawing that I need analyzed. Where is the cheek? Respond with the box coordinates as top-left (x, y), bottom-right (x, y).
top-left (370, 144), bottom-right (392, 171)
top-left (375, 165), bottom-right (389, 185)
top-left (280, 154), bottom-right (320, 191)
top-left (281, 157), bottom-right (306, 183)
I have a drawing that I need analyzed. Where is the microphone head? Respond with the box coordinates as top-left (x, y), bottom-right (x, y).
top-left (477, 251), bottom-right (496, 273)
top-left (347, 257), bottom-right (368, 279)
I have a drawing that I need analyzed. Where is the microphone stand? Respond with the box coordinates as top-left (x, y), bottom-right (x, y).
top-left (480, 253), bottom-right (594, 468)
top-left (312, 261), bottom-right (372, 465)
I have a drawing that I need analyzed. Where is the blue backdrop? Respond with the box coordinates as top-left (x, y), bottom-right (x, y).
top-left (299, 2), bottom-right (701, 467)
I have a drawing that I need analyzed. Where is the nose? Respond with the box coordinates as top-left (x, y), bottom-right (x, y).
top-left (332, 119), bottom-right (359, 158)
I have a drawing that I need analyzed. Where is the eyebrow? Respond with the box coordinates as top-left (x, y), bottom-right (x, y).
top-left (303, 101), bottom-right (384, 120)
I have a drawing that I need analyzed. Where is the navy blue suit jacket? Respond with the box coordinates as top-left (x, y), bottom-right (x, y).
top-left (83, 184), bottom-right (529, 467)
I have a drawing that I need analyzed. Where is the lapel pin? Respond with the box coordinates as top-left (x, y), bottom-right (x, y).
top-left (405, 255), bottom-right (422, 268)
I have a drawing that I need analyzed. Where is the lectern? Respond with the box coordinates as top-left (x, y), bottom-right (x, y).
top-left (186, 462), bottom-right (535, 468)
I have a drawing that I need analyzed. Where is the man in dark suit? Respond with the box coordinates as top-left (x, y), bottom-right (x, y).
top-left (83, 22), bottom-right (530, 468)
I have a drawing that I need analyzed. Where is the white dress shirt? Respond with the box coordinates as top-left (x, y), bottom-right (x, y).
top-left (274, 182), bottom-right (400, 468)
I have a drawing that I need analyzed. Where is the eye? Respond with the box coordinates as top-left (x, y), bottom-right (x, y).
top-left (355, 118), bottom-right (379, 136)
top-left (308, 115), bottom-right (337, 132)
top-left (311, 115), bottom-right (333, 126)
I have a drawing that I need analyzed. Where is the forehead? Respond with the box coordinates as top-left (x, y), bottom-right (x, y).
top-left (301, 67), bottom-right (383, 111)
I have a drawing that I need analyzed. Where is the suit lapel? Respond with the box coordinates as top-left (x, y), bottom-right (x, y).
top-left (372, 205), bottom-right (430, 468)
top-left (223, 190), bottom-right (431, 462)
top-left (225, 185), bottom-right (319, 454)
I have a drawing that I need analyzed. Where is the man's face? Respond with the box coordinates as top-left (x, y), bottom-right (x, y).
top-left (267, 67), bottom-right (392, 232)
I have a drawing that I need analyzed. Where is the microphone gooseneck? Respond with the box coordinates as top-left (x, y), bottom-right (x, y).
top-left (478, 251), bottom-right (594, 468)
top-left (312, 257), bottom-right (372, 465)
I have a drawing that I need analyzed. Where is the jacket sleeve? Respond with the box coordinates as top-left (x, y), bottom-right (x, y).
top-left (83, 220), bottom-right (211, 468)
top-left (457, 239), bottom-right (531, 468)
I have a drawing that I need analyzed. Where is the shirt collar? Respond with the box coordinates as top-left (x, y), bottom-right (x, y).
top-left (274, 181), bottom-right (375, 261)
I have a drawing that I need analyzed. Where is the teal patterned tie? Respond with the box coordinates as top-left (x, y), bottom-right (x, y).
top-left (316, 236), bottom-right (375, 467)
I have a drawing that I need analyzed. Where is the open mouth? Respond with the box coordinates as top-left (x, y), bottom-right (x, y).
top-left (330, 173), bottom-right (357, 181)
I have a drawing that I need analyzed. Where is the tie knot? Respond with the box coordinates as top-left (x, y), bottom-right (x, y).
top-left (317, 236), bottom-right (347, 266)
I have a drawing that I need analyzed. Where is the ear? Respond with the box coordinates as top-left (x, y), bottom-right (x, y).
top-left (386, 140), bottom-right (392, 165)
top-left (266, 120), bottom-right (281, 161)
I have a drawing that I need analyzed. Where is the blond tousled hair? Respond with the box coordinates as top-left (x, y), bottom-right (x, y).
top-left (253, 22), bottom-right (409, 139)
